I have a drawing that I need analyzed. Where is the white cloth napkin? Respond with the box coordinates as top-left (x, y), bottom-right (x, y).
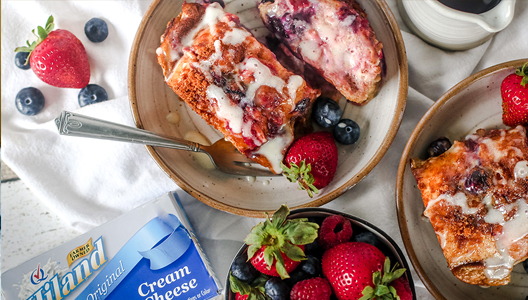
top-left (2, 0), bottom-right (527, 299)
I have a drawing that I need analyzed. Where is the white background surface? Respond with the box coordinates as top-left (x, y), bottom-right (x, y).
top-left (2, 0), bottom-right (528, 299)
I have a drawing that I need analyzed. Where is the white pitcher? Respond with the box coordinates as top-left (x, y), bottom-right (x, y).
top-left (397, 0), bottom-right (516, 51)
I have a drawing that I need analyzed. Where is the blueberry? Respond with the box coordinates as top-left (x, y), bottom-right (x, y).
top-left (230, 252), bottom-right (259, 283)
top-left (333, 119), bottom-right (360, 145)
top-left (464, 168), bottom-right (489, 195)
top-left (352, 231), bottom-right (382, 249)
top-left (523, 259), bottom-right (528, 274)
top-left (15, 52), bottom-right (31, 70)
top-left (284, 269), bottom-right (310, 287)
top-left (265, 277), bottom-right (290, 300)
top-left (312, 97), bottom-right (342, 128)
top-left (15, 87), bottom-right (45, 116)
top-left (427, 137), bottom-right (451, 157)
top-left (268, 16), bottom-right (288, 39)
top-left (84, 18), bottom-right (108, 43)
top-left (304, 239), bottom-right (325, 258)
top-left (78, 84), bottom-right (108, 107)
top-left (300, 255), bottom-right (321, 276)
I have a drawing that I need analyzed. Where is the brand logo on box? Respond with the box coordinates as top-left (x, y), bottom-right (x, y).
top-left (30, 264), bottom-right (48, 285)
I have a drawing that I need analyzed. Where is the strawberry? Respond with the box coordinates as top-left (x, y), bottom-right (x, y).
top-left (250, 245), bottom-right (306, 278)
top-left (230, 272), bottom-right (269, 300)
top-left (244, 205), bottom-right (319, 279)
top-left (321, 242), bottom-right (385, 300)
top-left (388, 277), bottom-right (413, 300)
top-left (15, 16), bottom-right (90, 88)
top-left (290, 277), bottom-right (332, 300)
top-left (359, 257), bottom-right (410, 300)
top-left (318, 214), bottom-right (353, 250)
top-left (501, 62), bottom-right (528, 127)
top-left (281, 131), bottom-right (338, 197)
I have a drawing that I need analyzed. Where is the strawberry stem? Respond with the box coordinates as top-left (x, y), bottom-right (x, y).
top-left (244, 205), bottom-right (319, 279)
top-left (281, 161), bottom-right (319, 198)
top-left (14, 15), bottom-right (55, 64)
top-left (359, 257), bottom-right (407, 300)
top-left (516, 62), bottom-right (528, 87)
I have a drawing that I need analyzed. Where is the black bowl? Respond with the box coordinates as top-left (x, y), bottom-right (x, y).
top-left (225, 207), bottom-right (416, 300)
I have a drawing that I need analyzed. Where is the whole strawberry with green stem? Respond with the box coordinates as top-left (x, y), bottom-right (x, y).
top-left (322, 242), bottom-right (410, 300)
top-left (281, 131), bottom-right (338, 197)
top-left (244, 205), bottom-right (319, 279)
top-left (501, 62), bottom-right (528, 127)
top-left (229, 273), bottom-right (269, 300)
top-left (15, 15), bottom-right (90, 88)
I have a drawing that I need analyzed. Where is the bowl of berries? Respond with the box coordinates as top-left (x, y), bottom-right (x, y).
top-left (226, 205), bottom-right (416, 300)
top-left (397, 59), bottom-right (528, 299)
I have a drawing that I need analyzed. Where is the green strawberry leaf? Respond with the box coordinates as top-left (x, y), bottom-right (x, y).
top-left (361, 257), bottom-right (407, 300)
top-left (271, 205), bottom-right (289, 228)
top-left (247, 244), bottom-right (260, 260)
top-left (37, 26), bottom-right (48, 41)
top-left (45, 16), bottom-right (54, 31)
top-left (359, 286), bottom-right (374, 300)
top-left (272, 249), bottom-right (289, 279)
top-left (263, 246), bottom-right (275, 269)
top-left (392, 268), bottom-right (407, 281)
top-left (243, 205), bottom-right (318, 279)
top-left (281, 241), bottom-right (305, 261)
top-left (282, 220), bottom-right (318, 245)
top-left (389, 286), bottom-right (400, 300)
top-left (229, 273), bottom-right (252, 295)
top-left (14, 46), bottom-right (32, 53)
top-left (281, 161), bottom-right (319, 198)
top-left (247, 291), bottom-right (268, 300)
top-left (14, 15), bottom-right (55, 61)
top-left (374, 285), bottom-right (390, 296)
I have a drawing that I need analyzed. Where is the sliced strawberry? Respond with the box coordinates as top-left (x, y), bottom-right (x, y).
top-left (501, 62), bottom-right (528, 127)
top-left (282, 131), bottom-right (338, 197)
top-left (15, 16), bottom-right (90, 88)
top-left (244, 205), bottom-right (319, 279)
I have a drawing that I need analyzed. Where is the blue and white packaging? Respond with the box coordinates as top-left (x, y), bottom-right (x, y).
top-left (1, 193), bottom-right (223, 300)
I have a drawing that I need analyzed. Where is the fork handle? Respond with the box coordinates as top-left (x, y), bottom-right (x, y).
top-left (55, 111), bottom-right (205, 152)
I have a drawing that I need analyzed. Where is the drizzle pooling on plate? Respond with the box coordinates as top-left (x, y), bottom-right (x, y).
top-left (157, 2), bottom-right (320, 173)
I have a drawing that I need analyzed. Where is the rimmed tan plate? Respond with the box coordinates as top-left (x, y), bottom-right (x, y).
top-left (128, 0), bottom-right (407, 217)
top-left (396, 59), bottom-right (528, 300)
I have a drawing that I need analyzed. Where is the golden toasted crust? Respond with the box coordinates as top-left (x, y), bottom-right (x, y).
top-left (411, 126), bottom-right (528, 286)
top-left (157, 2), bottom-right (320, 173)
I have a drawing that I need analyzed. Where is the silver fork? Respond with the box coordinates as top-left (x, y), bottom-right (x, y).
top-left (54, 111), bottom-right (277, 177)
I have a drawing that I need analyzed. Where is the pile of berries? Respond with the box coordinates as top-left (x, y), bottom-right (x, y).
top-left (14, 15), bottom-right (110, 116)
top-left (229, 206), bottom-right (413, 300)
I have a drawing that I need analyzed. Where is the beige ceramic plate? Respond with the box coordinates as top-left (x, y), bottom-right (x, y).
top-left (129, 0), bottom-right (407, 217)
top-left (396, 59), bottom-right (528, 300)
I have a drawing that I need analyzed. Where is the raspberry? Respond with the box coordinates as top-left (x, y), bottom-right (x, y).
top-left (318, 215), bottom-right (352, 249)
top-left (290, 277), bottom-right (332, 300)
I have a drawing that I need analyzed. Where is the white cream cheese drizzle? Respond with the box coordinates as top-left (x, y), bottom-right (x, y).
top-left (163, 3), bottom-right (305, 174)
top-left (425, 184), bottom-right (528, 280)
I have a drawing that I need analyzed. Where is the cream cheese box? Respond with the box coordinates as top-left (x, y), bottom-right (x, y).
top-left (1, 192), bottom-right (223, 300)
